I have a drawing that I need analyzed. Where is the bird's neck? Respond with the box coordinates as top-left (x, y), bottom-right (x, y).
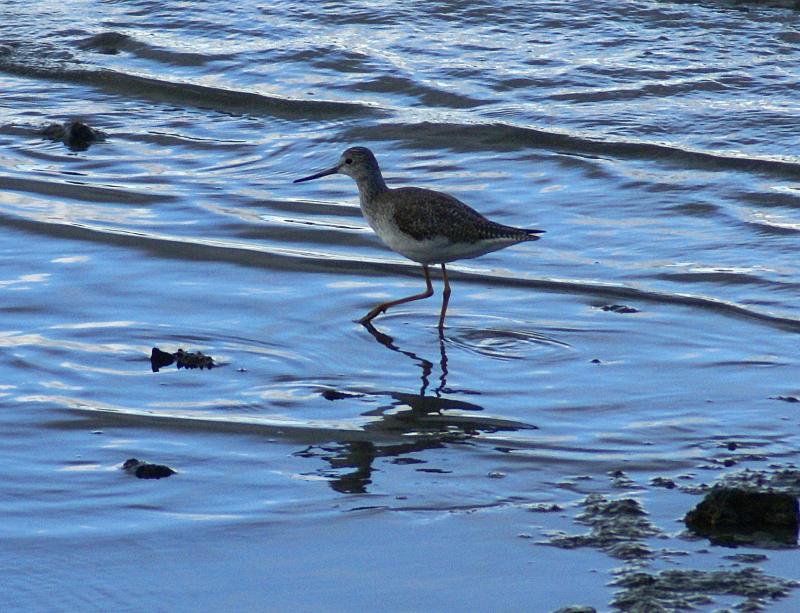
top-left (355, 172), bottom-right (388, 209)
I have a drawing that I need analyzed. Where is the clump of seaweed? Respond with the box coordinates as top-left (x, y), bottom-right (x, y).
top-left (611, 568), bottom-right (798, 612)
top-left (150, 347), bottom-right (215, 372)
top-left (541, 471), bottom-right (800, 612)
top-left (544, 494), bottom-right (661, 560)
top-left (717, 468), bottom-right (800, 497)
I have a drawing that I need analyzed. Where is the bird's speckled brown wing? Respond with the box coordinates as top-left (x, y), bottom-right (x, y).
top-left (386, 187), bottom-right (538, 243)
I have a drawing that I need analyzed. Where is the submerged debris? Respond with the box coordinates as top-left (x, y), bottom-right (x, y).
top-left (526, 503), bottom-right (563, 513)
top-left (650, 476), bottom-right (677, 489)
top-left (78, 31), bottom-right (131, 55)
top-left (543, 494), bottom-right (661, 560)
top-left (608, 469), bottom-right (637, 489)
top-left (771, 395), bottom-right (799, 403)
top-left (599, 304), bottom-right (639, 314)
top-left (712, 468), bottom-right (800, 498)
top-left (150, 347), bottom-right (215, 372)
top-left (321, 389), bottom-right (364, 401)
top-left (685, 486), bottom-right (799, 547)
top-left (40, 119), bottom-right (106, 150)
top-left (725, 553), bottom-right (769, 564)
top-left (174, 348), bottom-right (215, 370)
top-left (540, 468), bottom-right (800, 611)
top-left (611, 568), bottom-right (798, 612)
top-left (122, 458), bottom-right (176, 479)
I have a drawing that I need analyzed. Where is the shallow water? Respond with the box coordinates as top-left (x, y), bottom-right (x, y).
top-left (2, 1), bottom-right (800, 610)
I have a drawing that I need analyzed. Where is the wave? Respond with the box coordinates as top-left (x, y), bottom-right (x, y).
top-left (1, 209), bottom-right (799, 334)
top-left (48, 394), bottom-right (538, 444)
top-left (0, 40), bottom-right (380, 121)
top-left (345, 121), bottom-right (800, 178)
top-left (4, 36), bottom-right (798, 177)
top-left (0, 175), bottom-right (173, 205)
top-left (343, 74), bottom-right (490, 109)
top-left (77, 32), bottom-right (228, 67)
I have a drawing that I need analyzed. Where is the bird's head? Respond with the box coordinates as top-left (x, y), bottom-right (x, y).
top-left (294, 146), bottom-right (381, 184)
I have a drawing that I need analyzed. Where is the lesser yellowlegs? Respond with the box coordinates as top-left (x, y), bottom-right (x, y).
top-left (294, 146), bottom-right (544, 328)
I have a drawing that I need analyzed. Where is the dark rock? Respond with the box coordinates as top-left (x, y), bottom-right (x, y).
top-left (771, 395), bottom-right (799, 403)
top-left (685, 486), bottom-right (799, 546)
top-left (151, 347), bottom-right (215, 372)
top-left (78, 31), bottom-right (131, 55)
top-left (150, 347), bottom-right (175, 372)
top-left (174, 348), bottom-right (215, 370)
top-left (40, 119), bottom-right (106, 150)
top-left (122, 458), bottom-right (176, 479)
top-left (552, 607), bottom-right (596, 613)
top-left (650, 476), bottom-right (677, 489)
top-left (322, 389), bottom-right (363, 401)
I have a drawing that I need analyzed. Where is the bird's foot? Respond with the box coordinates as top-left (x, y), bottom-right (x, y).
top-left (358, 306), bottom-right (386, 325)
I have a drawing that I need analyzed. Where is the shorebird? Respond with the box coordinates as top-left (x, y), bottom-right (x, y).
top-left (294, 146), bottom-right (544, 328)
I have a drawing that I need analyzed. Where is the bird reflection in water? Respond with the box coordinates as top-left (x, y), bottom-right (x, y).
top-left (296, 323), bottom-right (535, 494)
top-left (361, 322), bottom-right (450, 400)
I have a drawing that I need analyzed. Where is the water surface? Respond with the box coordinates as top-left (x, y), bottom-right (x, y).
top-left (2, 1), bottom-right (800, 610)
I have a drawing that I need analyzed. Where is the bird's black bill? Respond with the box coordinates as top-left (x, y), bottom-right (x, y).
top-left (293, 165), bottom-right (339, 183)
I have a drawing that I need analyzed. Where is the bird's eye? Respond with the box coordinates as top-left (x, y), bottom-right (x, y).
top-left (345, 158), bottom-right (353, 165)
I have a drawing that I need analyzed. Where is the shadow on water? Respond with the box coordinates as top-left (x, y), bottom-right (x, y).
top-left (299, 322), bottom-right (537, 494)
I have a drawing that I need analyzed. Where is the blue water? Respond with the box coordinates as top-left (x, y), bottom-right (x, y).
top-left (2, 1), bottom-right (800, 610)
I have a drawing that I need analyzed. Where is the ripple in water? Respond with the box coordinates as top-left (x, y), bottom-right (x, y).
top-left (447, 325), bottom-right (571, 361)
